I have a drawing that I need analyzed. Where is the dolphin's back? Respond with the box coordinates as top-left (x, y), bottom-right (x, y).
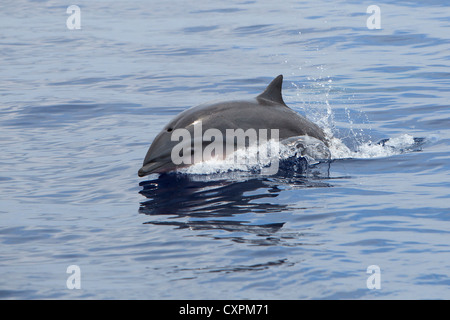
top-left (169, 98), bottom-right (328, 144)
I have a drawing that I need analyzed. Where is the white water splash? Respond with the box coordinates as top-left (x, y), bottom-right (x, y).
top-left (179, 140), bottom-right (281, 175)
top-left (177, 133), bottom-right (422, 175)
top-left (328, 133), bottom-right (418, 159)
top-left (291, 74), bottom-right (421, 161)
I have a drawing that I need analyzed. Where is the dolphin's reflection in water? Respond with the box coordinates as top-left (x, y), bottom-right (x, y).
top-left (139, 160), bottom-right (332, 245)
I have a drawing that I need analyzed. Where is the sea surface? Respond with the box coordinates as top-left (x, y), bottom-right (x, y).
top-left (0, 0), bottom-right (449, 299)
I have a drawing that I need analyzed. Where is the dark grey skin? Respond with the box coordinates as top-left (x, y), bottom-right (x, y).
top-left (138, 75), bottom-right (329, 177)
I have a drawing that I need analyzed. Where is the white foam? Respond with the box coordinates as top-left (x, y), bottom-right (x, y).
top-left (177, 133), bottom-right (421, 175)
top-left (178, 140), bottom-right (281, 175)
top-left (329, 133), bottom-right (418, 159)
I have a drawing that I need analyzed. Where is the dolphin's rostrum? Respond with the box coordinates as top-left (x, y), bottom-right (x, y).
top-left (138, 75), bottom-right (329, 177)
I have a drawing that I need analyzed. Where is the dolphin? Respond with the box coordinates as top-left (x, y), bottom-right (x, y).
top-left (138, 75), bottom-right (330, 177)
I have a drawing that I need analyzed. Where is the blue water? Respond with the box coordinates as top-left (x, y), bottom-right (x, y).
top-left (1, 0), bottom-right (449, 299)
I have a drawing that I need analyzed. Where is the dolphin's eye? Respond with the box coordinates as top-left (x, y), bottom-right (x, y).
top-left (167, 127), bottom-right (173, 132)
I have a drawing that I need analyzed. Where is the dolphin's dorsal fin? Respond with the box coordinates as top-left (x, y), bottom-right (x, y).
top-left (257, 75), bottom-right (286, 106)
